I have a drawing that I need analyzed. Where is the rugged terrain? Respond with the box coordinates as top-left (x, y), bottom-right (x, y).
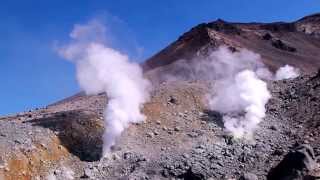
top-left (1, 13), bottom-right (320, 180)
top-left (143, 13), bottom-right (320, 82)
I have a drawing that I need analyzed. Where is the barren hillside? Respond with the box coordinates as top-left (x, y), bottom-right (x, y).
top-left (143, 13), bottom-right (320, 82)
top-left (0, 13), bottom-right (320, 180)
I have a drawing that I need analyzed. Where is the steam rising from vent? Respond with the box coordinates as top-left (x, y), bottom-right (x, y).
top-left (202, 47), bottom-right (272, 138)
top-left (162, 46), bottom-right (300, 138)
top-left (209, 70), bottom-right (271, 138)
top-left (59, 20), bottom-right (150, 156)
top-left (275, 64), bottom-right (300, 80)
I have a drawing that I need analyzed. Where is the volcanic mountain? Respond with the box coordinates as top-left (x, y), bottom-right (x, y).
top-left (0, 13), bottom-right (320, 180)
top-left (143, 13), bottom-right (320, 82)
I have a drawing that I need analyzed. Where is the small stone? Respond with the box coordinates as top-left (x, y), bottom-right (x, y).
top-left (187, 132), bottom-right (198, 138)
top-left (112, 154), bottom-right (120, 160)
top-left (174, 127), bottom-right (180, 131)
top-left (182, 153), bottom-right (190, 158)
top-left (168, 96), bottom-right (177, 104)
top-left (156, 120), bottom-right (161, 125)
top-left (123, 152), bottom-right (132, 160)
top-left (14, 138), bottom-right (23, 144)
top-left (240, 172), bottom-right (258, 180)
top-left (41, 143), bottom-right (48, 150)
top-left (273, 148), bottom-right (284, 156)
top-left (153, 130), bottom-right (159, 135)
top-left (54, 169), bottom-right (61, 175)
top-left (194, 148), bottom-right (205, 154)
top-left (146, 132), bottom-right (154, 138)
top-left (53, 169), bottom-right (61, 175)
top-left (83, 168), bottom-right (94, 178)
top-left (270, 125), bottom-right (278, 131)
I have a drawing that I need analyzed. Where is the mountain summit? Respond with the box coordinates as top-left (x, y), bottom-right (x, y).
top-left (144, 14), bottom-right (320, 77)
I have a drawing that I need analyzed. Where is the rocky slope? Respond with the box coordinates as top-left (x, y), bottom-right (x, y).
top-left (143, 13), bottom-right (320, 82)
top-left (1, 70), bottom-right (320, 180)
top-left (0, 13), bottom-right (320, 180)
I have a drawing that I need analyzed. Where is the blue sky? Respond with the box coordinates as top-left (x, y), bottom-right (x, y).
top-left (0, 0), bottom-right (319, 115)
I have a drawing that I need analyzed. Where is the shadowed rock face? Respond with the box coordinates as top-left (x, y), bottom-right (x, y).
top-left (143, 13), bottom-right (320, 80)
top-left (267, 144), bottom-right (318, 180)
top-left (27, 110), bottom-right (104, 161)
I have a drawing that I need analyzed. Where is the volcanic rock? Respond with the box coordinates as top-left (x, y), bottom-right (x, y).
top-left (0, 13), bottom-right (320, 180)
top-left (267, 144), bottom-right (318, 180)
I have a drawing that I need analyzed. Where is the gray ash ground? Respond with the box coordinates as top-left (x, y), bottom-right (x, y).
top-left (0, 72), bottom-right (320, 179)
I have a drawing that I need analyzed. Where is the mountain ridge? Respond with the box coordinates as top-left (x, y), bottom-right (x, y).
top-left (143, 13), bottom-right (320, 77)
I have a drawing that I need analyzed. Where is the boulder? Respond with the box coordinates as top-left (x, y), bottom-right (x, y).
top-left (267, 144), bottom-right (318, 180)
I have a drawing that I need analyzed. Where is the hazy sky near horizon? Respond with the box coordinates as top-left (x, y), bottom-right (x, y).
top-left (0, 0), bottom-right (319, 115)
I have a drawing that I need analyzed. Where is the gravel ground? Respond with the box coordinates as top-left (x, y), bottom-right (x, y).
top-left (0, 72), bottom-right (320, 180)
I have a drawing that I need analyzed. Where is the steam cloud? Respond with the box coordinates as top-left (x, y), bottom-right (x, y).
top-left (204, 47), bottom-right (271, 138)
top-left (59, 20), bottom-right (150, 156)
top-left (210, 70), bottom-right (271, 138)
top-left (275, 64), bottom-right (300, 80)
top-left (203, 48), bottom-right (300, 138)
top-left (162, 46), bottom-right (299, 138)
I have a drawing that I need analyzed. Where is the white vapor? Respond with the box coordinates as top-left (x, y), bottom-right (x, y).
top-left (275, 64), bottom-right (300, 80)
top-left (210, 70), bottom-right (271, 138)
top-left (59, 20), bottom-right (150, 156)
top-left (160, 46), bottom-right (273, 138)
top-left (159, 46), bottom-right (301, 138)
top-left (204, 47), bottom-right (271, 138)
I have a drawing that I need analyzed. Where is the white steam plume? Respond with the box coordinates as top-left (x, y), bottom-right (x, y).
top-left (275, 64), bottom-right (300, 80)
top-left (59, 20), bottom-right (150, 156)
top-left (203, 47), bottom-right (271, 138)
top-left (210, 70), bottom-right (271, 138)
top-left (159, 46), bottom-right (301, 138)
top-left (160, 46), bottom-right (272, 138)
top-left (159, 46), bottom-right (273, 82)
